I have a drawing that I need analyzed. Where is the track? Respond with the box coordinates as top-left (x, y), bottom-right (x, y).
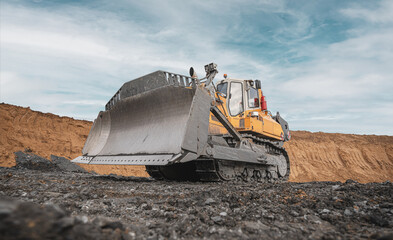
top-left (146, 134), bottom-right (290, 183)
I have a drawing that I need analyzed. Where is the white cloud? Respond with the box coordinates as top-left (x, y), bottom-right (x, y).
top-left (0, 2), bottom-right (275, 121)
top-left (2, 25), bottom-right (115, 60)
top-left (262, 1), bottom-right (393, 135)
top-left (62, 100), bottom-right (106, 106)
top-left (0, 0), bottom-right (392, 135)
top-left (341, 0), bottom-right (393, 23)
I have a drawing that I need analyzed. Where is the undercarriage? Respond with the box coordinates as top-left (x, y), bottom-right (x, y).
top-left (146, 134), bottom-right (290, 183)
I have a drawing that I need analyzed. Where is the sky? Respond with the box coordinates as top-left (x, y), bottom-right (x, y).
top-left (1, 0), bottom-right (392, 135)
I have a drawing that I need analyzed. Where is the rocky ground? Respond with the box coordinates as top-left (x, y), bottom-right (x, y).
top-left (0, 153), bottom-right (393, 240)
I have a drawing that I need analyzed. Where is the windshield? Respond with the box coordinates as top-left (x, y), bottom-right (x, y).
top-left (247, 87), bottom-right (259, 108)
top-left (216, 82), bottom-right (228, 97)
top-left (229, 82), bottom-right (243, 116)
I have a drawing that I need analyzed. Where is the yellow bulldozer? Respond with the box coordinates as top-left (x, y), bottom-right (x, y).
top-left (73, 63), bottom-right (291, 182)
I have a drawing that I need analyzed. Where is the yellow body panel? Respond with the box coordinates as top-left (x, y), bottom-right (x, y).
top-left (208, 86), bottom-right (284, 141)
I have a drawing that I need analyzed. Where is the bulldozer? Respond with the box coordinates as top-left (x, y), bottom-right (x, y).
top-left (73, 63), bottom-right (291, 182)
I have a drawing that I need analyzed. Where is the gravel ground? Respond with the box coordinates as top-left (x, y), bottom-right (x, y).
top-left (0, 153), bottom-right (392, 240)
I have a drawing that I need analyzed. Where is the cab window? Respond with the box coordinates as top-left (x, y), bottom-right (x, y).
top-left (229, 82), bottom-right (243, 116)
top-left (216, 82), bottom-right (228, 97)
top-left (247, 87), bottom-right (259, 108)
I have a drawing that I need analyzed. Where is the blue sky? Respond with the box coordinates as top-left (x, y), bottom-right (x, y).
top-left (1, 0), bottom-right (392, 135)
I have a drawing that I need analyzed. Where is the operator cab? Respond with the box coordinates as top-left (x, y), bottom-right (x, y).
top-left (216, 79), bottom-right (262, 116)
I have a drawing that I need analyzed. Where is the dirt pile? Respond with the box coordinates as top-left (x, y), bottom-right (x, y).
top-left (1, 103), bottom-right (392, 182)
top-left (1, 166), bottom-right (392, 239)
top-left (285, 131), bottom-right (393, 183)
top-left (0, 103), bottom-right (148, 177)
top-left (14, 151), bottom-right (87, 173)
top-left (0, 103), bottom-right (91, 166)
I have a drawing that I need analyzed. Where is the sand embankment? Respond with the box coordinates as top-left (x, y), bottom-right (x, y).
top-left (285, 131), bottom-right (393, 182)
top-left (1, 103), bottom-right (392, 183)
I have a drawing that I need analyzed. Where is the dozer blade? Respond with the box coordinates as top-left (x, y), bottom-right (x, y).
top-left (73, 85), bottom-right (211, 166)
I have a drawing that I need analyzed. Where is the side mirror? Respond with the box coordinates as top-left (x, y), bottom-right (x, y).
top-left (255, 80), bottom-right (261, 89)
top-left (189, 67), bottom-right (195, 77)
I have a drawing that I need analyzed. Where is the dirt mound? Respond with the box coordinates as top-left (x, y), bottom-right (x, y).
top-left (285, 131), bottom-right (393, 183)
top-left (1, 103), bottom-right (392, 182)
top-left (0, 103), bottom-right (90, 166)
top-left (0, 103), bottom-right (149, 178)
top-left (14, 151), bottom-right (87, 173)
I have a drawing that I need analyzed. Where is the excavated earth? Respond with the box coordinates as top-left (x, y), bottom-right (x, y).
top-left (1, 152), bottom-right (393, 239)
top-left (1, 103), bottom-right (392, 183)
